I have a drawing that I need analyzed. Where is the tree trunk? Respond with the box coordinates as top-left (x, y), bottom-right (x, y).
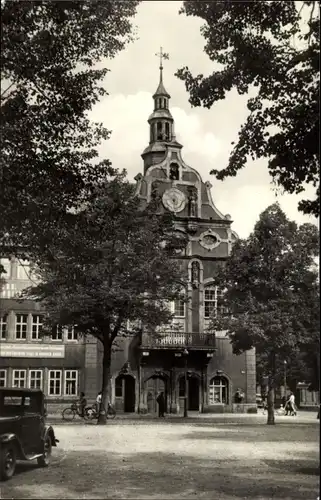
top-left (267, 353), bottom-right (276, 425)
top-left (97, 341), bottom-right (112, 425)
top-left (267, 386), bottom-right (275, 425)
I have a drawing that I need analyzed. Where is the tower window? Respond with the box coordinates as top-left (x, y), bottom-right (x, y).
top-left (169, 163), bottom-right (179, 180)
top-left (165, 122), bottom-right (170, 141)
top-left (157, 122), bottom-right (163, 140)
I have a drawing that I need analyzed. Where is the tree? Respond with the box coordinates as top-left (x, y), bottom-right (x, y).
top-left (0, 0), bottom-right (139, 255)
top-left (24, 171), bottom-right (188, 424)
top-left (210, 204), bottom-right (319, 424)
top-left (176, 1), bottom-right (320, 216)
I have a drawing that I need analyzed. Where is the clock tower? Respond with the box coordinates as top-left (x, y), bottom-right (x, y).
top-left (130, 50), bottom-right (257, 415)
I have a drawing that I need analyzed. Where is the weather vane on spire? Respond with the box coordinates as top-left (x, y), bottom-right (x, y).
top-left (155, 47), bottom-right (169, 70)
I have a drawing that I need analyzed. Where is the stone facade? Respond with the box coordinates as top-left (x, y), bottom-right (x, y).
top-left (0, 266), bottom-right (86, 411)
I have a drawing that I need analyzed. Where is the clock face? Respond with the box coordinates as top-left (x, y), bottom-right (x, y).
top-left (162, 188), bottom-right (186, 213)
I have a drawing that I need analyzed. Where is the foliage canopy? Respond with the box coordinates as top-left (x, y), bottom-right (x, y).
top-left (177, 1), bottom-right (320, 216)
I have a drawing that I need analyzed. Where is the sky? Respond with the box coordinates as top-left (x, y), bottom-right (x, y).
top-left (89, 0), bottom-right (318, 239)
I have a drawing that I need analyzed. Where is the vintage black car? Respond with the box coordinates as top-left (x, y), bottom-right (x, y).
top-left (0, 388), bottom-right (59, 481)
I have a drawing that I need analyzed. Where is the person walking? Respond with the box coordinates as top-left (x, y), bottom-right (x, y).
top-left (95, 391), bottom-right (102, 413)
top-left (156, 391), bottom-right (165, 418)
top-left (288, 392), bottom-right (297, 416)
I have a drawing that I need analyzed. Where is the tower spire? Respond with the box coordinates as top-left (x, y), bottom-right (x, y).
top-left (155, 47), bottom-right (169, 85)
top-left (141, 49), bottom-right (182, 173)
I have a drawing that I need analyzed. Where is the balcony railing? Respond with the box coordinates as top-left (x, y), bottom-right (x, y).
top-left (141, 331), bottom-right (216, 349)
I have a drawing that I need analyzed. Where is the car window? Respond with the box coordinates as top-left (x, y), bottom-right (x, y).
top-left (24, 396), bottom-right (40, 413)
top-left (4, 396), bottom-right (23, 406)
top-left (1, 396), bottom-right (24, 415)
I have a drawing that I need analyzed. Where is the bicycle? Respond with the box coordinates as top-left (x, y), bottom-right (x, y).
top-left (85, 402), bottom-right (116, 420)
top-left (62, 402), bottom-right (89, 421)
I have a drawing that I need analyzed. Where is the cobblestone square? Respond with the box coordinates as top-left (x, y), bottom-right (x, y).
top-left (1, 417), bottom-right (319, 500)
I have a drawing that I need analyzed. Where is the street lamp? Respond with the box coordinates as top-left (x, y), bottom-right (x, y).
top-left (283, 360), bottom-right (287, 400)
top-left (182, 348), bottom-right (189, 418)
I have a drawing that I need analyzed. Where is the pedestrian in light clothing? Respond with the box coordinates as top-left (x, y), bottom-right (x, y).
top-left (95, 391), bottom-right (102, 413)
top-left (288, 392), bottom-right (297, 416)
top-left (156, 391), bottom-right (165, 418)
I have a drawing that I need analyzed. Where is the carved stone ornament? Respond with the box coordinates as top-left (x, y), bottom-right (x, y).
top-left (199, 229), bottom-right (221, 250)
top-left (162, 187), bottom-right (186, 213)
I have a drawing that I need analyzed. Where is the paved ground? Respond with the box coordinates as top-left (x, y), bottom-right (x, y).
top-left (47, 409), bottom-right (319, 424)
top-left (1, 417), bottom-right (319, 500)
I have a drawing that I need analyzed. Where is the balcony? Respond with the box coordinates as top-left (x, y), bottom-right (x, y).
top-left (141, 331), bottom-right (216, 350)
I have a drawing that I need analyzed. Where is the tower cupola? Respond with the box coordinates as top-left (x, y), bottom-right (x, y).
top-left (141, 47), bottom-right (182, 173)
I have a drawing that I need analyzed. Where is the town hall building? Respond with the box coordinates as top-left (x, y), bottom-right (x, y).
top-left (0, 56), bottom-right (257, 414)
top-left (99, 55), bottom-right (257, 414)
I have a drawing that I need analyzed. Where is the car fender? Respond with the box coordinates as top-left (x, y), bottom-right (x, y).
top-left (44, 426), bottom-right (59, 447)
top-left (0, 433), bottom-right (17, 444)
top-left (0, 433), bottom-right (24, 458)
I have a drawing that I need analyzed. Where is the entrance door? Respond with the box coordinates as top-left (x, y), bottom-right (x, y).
top-left (145, 376), bottom-right (167, 413)
top-left (188, 376), bottom-right (199, 411)
top-left (124, 376), bottom-right (135, 413)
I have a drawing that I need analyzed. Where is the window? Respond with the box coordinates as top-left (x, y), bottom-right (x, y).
top-left (29, 370), bottom-right (42, 390)
top-left (204, 287), bottom-right (224, 319)
top-left (66, 326), bottom-right (77, 341)
top-left (209, 376), bottom-right (228, 404)
top-left (51, 325), bottom-right (63, 341)
top-left (157, 121), bottom-right (162, 140)
top-left (13, 369), bottom-right (27, 388)
top-left (174, 299), bottom-right (185, 318)
top-left (0, 258), bottom-right (11, 278)
top-left (169, 163), bottom-right (179, 180)
top-left (64, 370), bottom-right (78, 396)
top-left (0, 315), bottom-right (7, 339)
top-left (165, 122), bottom-right (170, 140)
top-left (48, 370), bottom-right (62, 396)
top-left (0, 369), bottom-right (7, 387)
top-left (17, 260), bottom-right (30, 280)
top-left (15, 314), bottom-right (28, 340)
top-left (115, 376), bottom-right (123, 397)
top-left (31, 315), bottom-right (43, 340)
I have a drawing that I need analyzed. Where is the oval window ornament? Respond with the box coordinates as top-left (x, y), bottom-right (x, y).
top-left (199, 230), bottom-right (221, 250)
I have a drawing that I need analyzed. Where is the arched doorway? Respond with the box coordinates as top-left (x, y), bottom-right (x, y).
top-left (115, 375), bottom-right (136, 413)
top-left (145, 376), bottom-right (167, 414)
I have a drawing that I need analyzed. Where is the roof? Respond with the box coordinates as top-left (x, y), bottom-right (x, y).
top-left (153, 76), bottom-right (170, 99)
top-left (0, 388), bottom-right (43, 394)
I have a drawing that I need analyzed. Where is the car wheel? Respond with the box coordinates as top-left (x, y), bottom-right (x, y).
top-left (37, 435), bottom-right (52, 467)
top-left (0, 443), bottom-right (17, 481)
